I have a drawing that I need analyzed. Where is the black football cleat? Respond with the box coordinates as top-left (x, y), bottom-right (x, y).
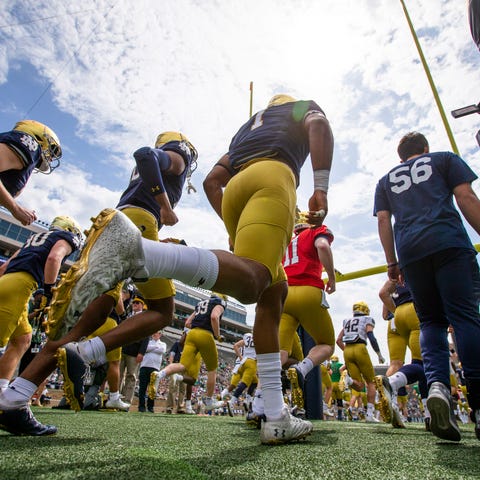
top-left (56, 342), bottom-right (87, 412)
top-left (0, 407), bottom-right (57, 436)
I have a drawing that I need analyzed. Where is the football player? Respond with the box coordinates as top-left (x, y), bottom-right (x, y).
top-left (375, 279), bottom-right (429, 429)
top-left (279, 211), bottom-right (336, 413)
top-left (336, 301), bottom-right (386, 423)
top-left (226, 332), bottom-right (257, 416)
top-left (329, 355), bottom-right (346, 420)
top-left (0, 120), bottom-right (62, 225)
top-left (0, 94), bottom-right (333, 444)
top-left (0, 216), bottom-right (82, 405)
top-left (150, 294), bottom-right (226, 412)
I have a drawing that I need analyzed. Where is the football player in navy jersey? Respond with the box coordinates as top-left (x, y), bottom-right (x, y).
top-left (0, 215), bottom-right (81, 434)
top-left (150, 294), bottom-right (226, 412)
top-left (375, 131), bottom-right (480, 441)
top-left (0, 95), bottom-right (333, 444)
top-left (0, 120), bottom-right (62, 225)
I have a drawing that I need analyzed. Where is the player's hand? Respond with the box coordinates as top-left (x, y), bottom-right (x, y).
top-left (12, 204), bottom-right (37, 225)
top-left (160, 208), bottom-right (178, 226)
top-left (307, 190), bottom-right (328, 226)
top-left (325, 279), bottom-right (336, 294)
top-left (378, 354), bottom-right (386, 364)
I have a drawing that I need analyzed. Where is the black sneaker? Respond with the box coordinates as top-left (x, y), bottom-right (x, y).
top-left (0, 407), bottom-right (57, 436)
top-left (426, 382), bottom-right (461, 442)
top-left (55, 342), bottom-right (87, 412)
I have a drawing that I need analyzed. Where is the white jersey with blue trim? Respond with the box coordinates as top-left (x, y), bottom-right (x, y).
top-left (242, 333), bottom-right (256, 360)
top-left (342, 315), bottom-right (375, 344)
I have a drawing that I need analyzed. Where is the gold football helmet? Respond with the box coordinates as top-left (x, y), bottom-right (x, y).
top-left (50, 215), bottom-right (83, 243)
top-left (13, 120), bottom-right (62, 173)
top-left (330, 355), bottom-right (339, 362)
top-left (353, 301), bottom-right (370, 316)
top-left (267, 94), bottom-right (296, 108)
top-left (155, 131), bottom-right (198, 193)
top-left (294, 210), bottom-right (310, 234)
top-left (211, 291), bottom-right (228, 302)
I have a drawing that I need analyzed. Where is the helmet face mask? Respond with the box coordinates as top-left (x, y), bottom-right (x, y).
top-left (353, 301), bottom-right (370, 316)
top-left (13, 120), bottom-right (62, 174)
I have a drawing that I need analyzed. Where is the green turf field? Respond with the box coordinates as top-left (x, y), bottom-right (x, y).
top-left (1, 408), bottom-right (478, 480)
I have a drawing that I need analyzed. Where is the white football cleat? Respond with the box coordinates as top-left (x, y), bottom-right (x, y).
top-left (260, 407), bottom-right (313, 445)
top-left (105, 397), bottom-right (130, 412)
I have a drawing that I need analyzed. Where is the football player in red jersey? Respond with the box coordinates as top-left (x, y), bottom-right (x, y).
top-left (278, 212), bottom-right (336, 411)
top-left (0, 120), bottom-right (62, 225)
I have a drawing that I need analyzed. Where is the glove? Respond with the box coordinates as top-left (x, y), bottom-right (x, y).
top-left (215, 335), bottom-right (225, 343)
top-left (43, 283), bottom-right (55, 307)
top-left (378, 353), bottom-right (386, 364)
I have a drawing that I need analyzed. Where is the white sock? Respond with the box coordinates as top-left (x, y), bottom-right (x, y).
top-left (0, 377), bottom-right (37, 409)
top-left (158, 370), bottom-right (167, 380)
top-left (388, 371), bottom-right (407, 393)
top-left (109, 391), bottom-right (120, 401)
top-left (80, 337), bottom-right (107, 366)
top-left (186, 400), bottom-right (192, 408)
top-left (221, 388), bottom-right (229, 399)
top-left (256, 353), bottom-right (284, 421)
top-left (367, 402), bottom-right (375, 415)
top-left (252, 389), bottom-right (264, 416)
top-left (0, 378), bottom-right (9, 392)
top-left (296, 357), bottom-right (314, 377)
top-left (141, 239), bottom-right (219, 290)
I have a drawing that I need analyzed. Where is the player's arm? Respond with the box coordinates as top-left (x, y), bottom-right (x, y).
top-left (453, 182), bottom-right (480, 235)
top-left (184, 312), bottom-right (195, 329)
top-left (366, 324), bottom-right (385, 364)
top-left (203, 154), bottom-right (233, 220)
top-left (210, 305), bottom-right (225, 339)
top-left (315, 235), bottom-right (335, 294)
top-left (43, 239), bottom-right (73, 304)
top-left (133, 147), bottom-right (186, 226)
top-left (304, 112), bottom-right (334, 225)
top-left (0, 144), bottom-right (38, 225)
top-left (233, 339), bottom-right (245, 359)
top-left (377, 209), bottom-right (401, 283)
top-left (0, 248), bottom-right (19, 276)
top-left (336, 328), bottom-right (345, 351)
top-left (379, 279), bottom-right (397, 314)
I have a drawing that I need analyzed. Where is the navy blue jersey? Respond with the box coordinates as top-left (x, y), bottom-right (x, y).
top-left (117, 140), bottom-right (193, 226)
top-left (0, 130), bottom-right (43, 197)
top-left (191, 296), bottom-right (226, 334)
top-left (391, 283), bottom-right (413, 307)
top-left (374, 151), bottom-right (477, 267)
top-left (227, 100), bottom-right (325, 185)
top-left (6, 230), bottom-right (80, 286)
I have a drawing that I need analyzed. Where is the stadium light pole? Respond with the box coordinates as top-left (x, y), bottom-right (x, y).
top-left (399, 0), bottom-right (460, 155)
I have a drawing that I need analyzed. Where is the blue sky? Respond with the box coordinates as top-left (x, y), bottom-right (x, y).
top-left (1, 0), bottom-right (479, 361)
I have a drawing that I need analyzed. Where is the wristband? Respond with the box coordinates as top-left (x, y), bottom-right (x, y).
top-left (313, 169), bottom-right (329, 193)
top-left (387, 262), bottom-right (398, 268)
